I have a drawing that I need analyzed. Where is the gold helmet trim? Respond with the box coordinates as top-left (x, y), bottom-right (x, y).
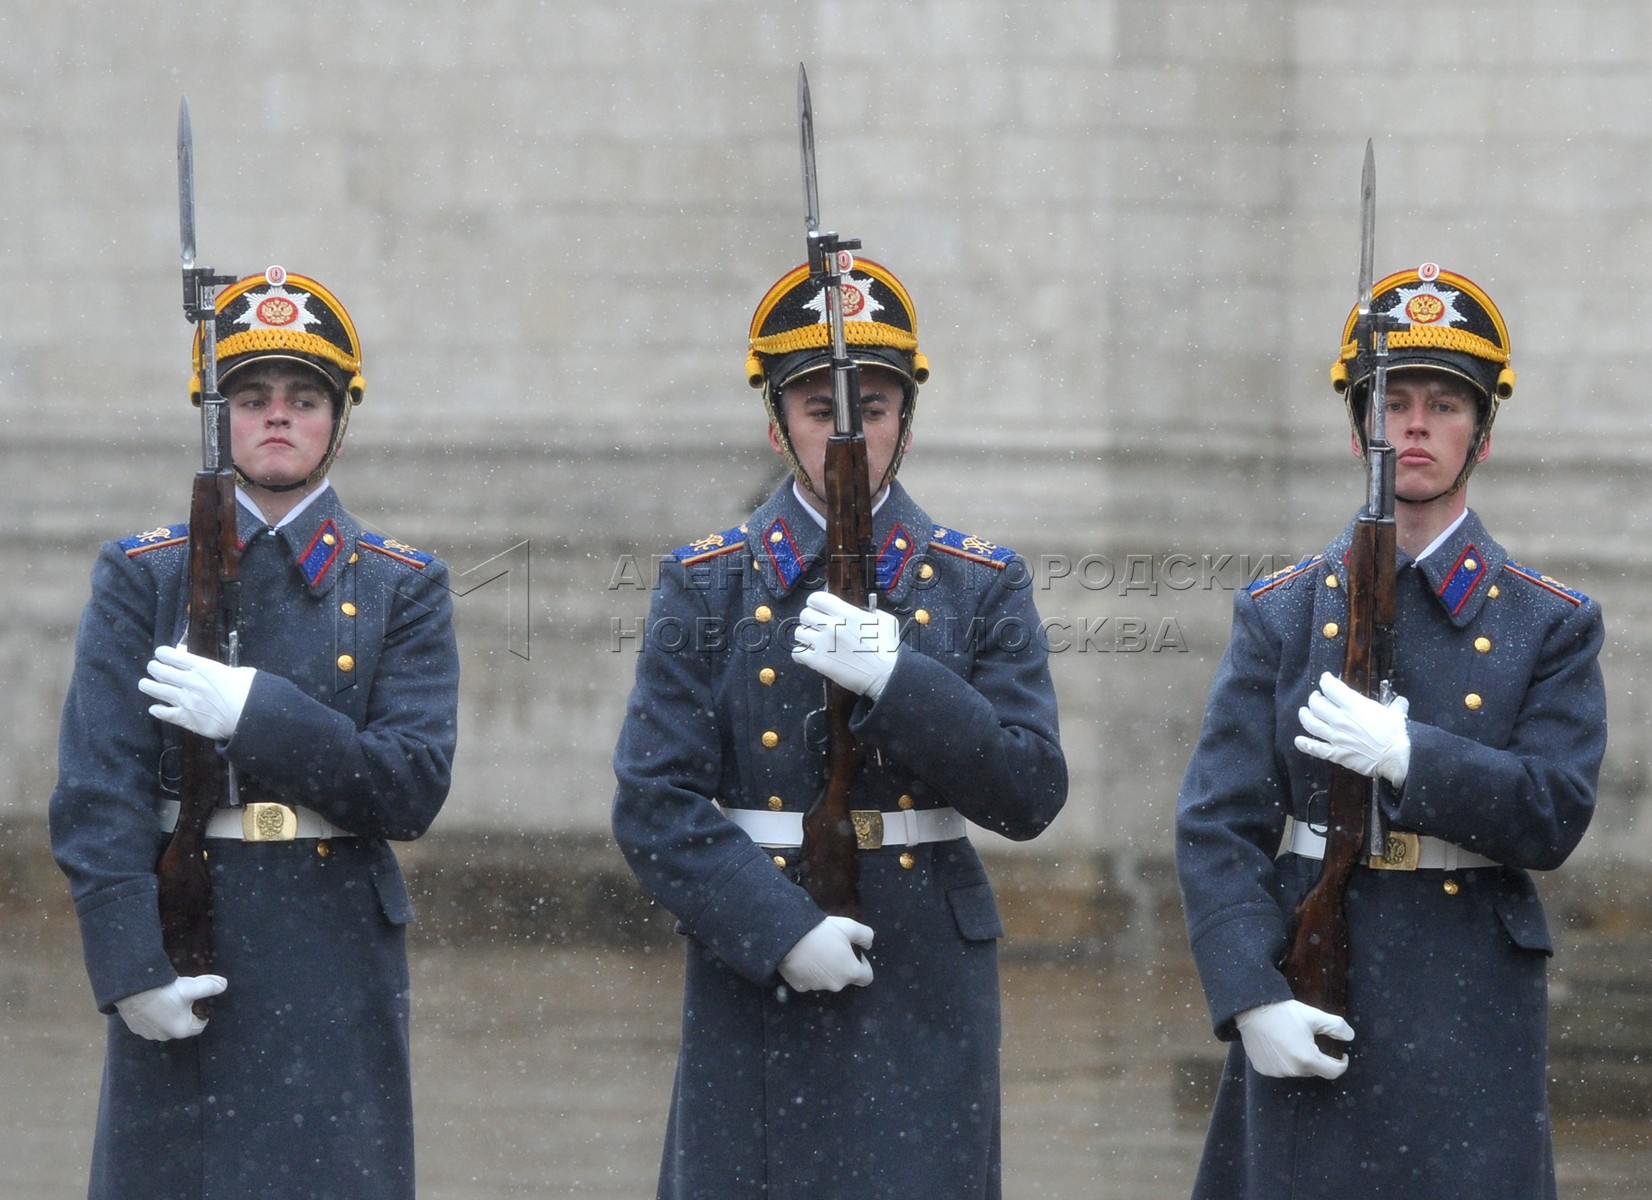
top-left (187, 271), bottom-right (365, 491)
top-left (189, 272), bottom-right (366, 406)
top-left (1331, 266), bottom-right (1513, 401)
top-left (1331, 265), bottom-right (1513, 499)
top-left (745, 257), bottom-right (928, 499)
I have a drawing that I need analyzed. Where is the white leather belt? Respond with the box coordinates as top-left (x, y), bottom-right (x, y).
top-left (723, 806), bottom-right (966, 850)
top-left (1285, 816), bottom-right (1497, 872)
top-left (159, 799), bottom-right (354, 842)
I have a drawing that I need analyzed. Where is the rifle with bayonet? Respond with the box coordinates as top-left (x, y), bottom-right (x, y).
top-left (1281, 140), bottom-right (1407, 1056)
top-left (155, 95), bottom-right (240, 991)
top-left (793, 63), bottom-right (877, 920)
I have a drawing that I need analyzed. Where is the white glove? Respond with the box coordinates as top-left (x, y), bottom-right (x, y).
top-left (1235, 999), bottom-right (1354, 1080)
top-left (139, 644), bottom-right (257, 741)
top-left (114, 974), bottom-right (228, 1041)
top-left (778, 915), bottom-right (875, 992)
top-left (791, 591), bottom-right (901, 701)
top-left (1295, 672), bottom-right (1411, 788)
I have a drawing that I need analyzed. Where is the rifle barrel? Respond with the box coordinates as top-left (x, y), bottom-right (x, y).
top-left (792, 64), bottom-right (873, 917)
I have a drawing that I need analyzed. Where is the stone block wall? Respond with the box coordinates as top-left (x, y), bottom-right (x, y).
top-left (2, 1), bottom-right (1650, 874)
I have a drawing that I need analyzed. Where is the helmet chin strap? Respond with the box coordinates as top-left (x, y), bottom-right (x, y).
top-left (231, 404), bottom-right (347, 495)
top-left (764, 377), bottom-right (917, 502)
top-left (236, 472), bottom-right (313, 495)
top-left (1395, 439), bottom-right (1481, 507)
top-left (1396, 482), bottom-right (1461, 507)
top-left (1353, 382), bottom-right (1490, 509)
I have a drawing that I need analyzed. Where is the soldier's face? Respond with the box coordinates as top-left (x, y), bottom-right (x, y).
top-left (771, 365), bottom-right (912, 513)
top-left (1362, 371), bottom-right (1489, 503)
top-left (226, 361), bottom-right (337, 490)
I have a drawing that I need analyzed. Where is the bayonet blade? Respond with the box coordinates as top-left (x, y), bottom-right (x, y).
top-left (178, 95), bottom-right (196, 272)
top-left (1357, 138), bottom-right (1375, 315)
top-left (798, 63), bottom-right (821, 237)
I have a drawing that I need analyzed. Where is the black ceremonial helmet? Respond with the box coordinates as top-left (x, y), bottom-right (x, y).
top-left (1330, 263), bottom-right (1515, 496)
top-left (189, 267), bottom-right (366, 490)
top-left (746, 256), bottom-right (930, 497)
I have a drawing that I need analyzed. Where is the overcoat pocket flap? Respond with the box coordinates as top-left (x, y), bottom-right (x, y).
top-left (1492, 889), bottom-right (1553, 956)
top-left (947, 881), bottom-right (1005, 942)
top-left (370, 858), bottom-right (417, 926)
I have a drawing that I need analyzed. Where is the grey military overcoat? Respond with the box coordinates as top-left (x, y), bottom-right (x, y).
top-left (51, 486), bottom-right (459, 1200)
top-left (1177, 509), bottom-right (1605, 1200)
top-left (612, 481), bottom-right (1066, 1200)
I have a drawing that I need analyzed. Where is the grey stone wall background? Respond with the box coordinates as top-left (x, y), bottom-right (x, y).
top-left (4, 1), bottom-right (1650, 877)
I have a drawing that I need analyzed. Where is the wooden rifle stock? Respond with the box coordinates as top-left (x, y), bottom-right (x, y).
top-left (791, 65), bottom-right (878, 919)
top-left (1281, 512), bottom-right (1394, 1055)
top-left (795, 425), bottom-right (876, 920)
top-left (156, 466), bottom-right (239, 983)
top-left (165, 96), bottom-right (241, 1002)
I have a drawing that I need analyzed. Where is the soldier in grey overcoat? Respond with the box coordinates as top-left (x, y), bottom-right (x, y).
top-left (1176, 265), bottom-right (1606, 1199)
top-left (50, 271), bottom-right (459, 1200)
top-left (612, 257), bottom-right (1067, 1200)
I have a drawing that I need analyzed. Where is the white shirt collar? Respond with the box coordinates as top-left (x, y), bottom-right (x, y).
top-left (1413, 509), bottom-right (1468, 564)
top-left (790, 479), bottom-right (890, 530)
top-left (237, 478), bottom-right (332, 530)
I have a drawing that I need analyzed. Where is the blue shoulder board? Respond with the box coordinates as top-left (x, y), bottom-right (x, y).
top-left (1247, 553), bottom-right (1323, 597)
top-left (928, 525), bottom-right (1015, 570)
top-left (1504, 561), bottom-right (1589, 607)
top-left (359, 531), bottom-right (435, 569)
top-left (120, 523), bottom-right (189, 557)
top-left (674, 525), bottom-right (748, 565)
